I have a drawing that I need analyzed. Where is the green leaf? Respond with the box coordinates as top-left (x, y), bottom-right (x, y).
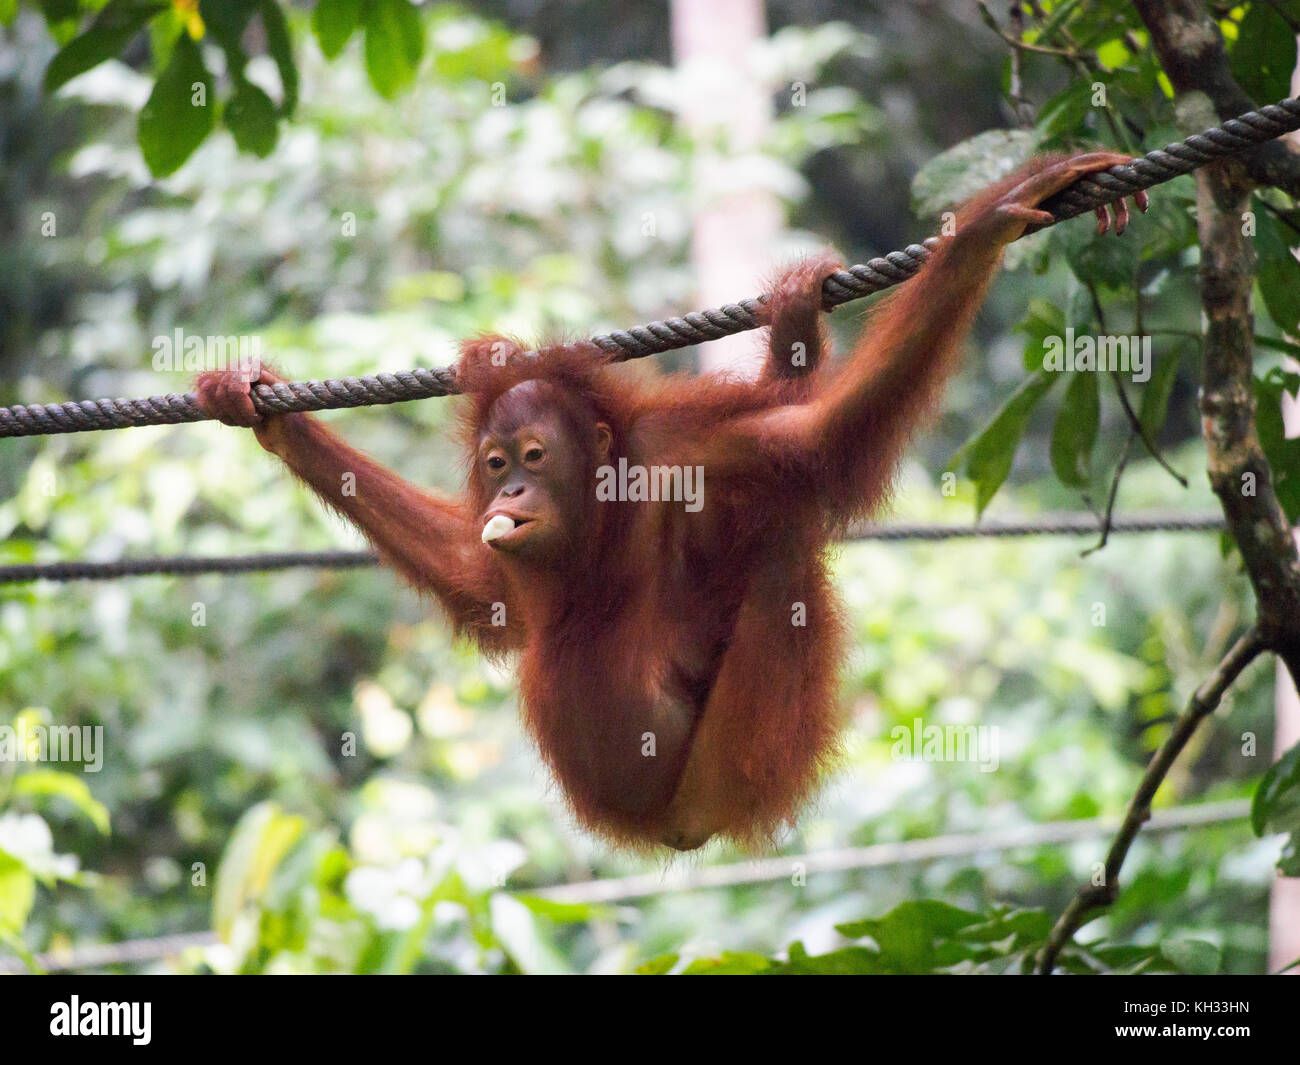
top-left (1050, 370), bottom-right (1099, 488)
top-left (911, 128), bottom-right (1039, 222)
top-left (1054, 206), bottom-right (1143, 289)
top-left (778, 943), bottom-right (888, 974)
top-left (1138, 344), bottom-right (1183, 438)
top-left (0, 855), bottom-right (36, 935)
top-left (838, 900), bottom-right (980, 941)
top-left (1016, 299), bottom-right (1066, 372)
top-left (38, 0), bottom-right (78, 42)
top-left (1087, 941), bottom-right (1177, 974)
top-left (1162, 938), bottom-right (1221, 975)
top-left (364, 0), bottom-right (425, 100)
top-left (38, 0), bottom-right (77, 19)
top-left (146, 7), bottom-right (182, 70)
top-left (1252, 742), bottom-right (1300, 836)
top-left (1255, 207), bottom-right (1300, 335)
top-left (957, 906), bottom-right (1052, 945)
top-left (12, 770), bottom-right (110, 835)
top-left (512, 893), bottom-right (617, 924)
top-left (837, 901), bottom-right (981, 973)
top-left (428, 9), bottom-right (517, 83)
top-left (1230, 4), bottom-right (1297, 108)
top-left (260, 0), bottom-right (298, 115)
top-left (137, 33), bottom-right (216, 177)
top-left (226, 78), bottom-right (279, 157)
top-left (213, 802), bottom-right (306, 938)
top-left (198, 0), bottom-right (258, 75)
top-left (1254, 368), bottom-right (1300, 523)
top-left (1035, 80), bottom-right (1095, 141)
top-left (44, 0), bottom-right (165, 93)
top-left (1254, 333), bottom-right (1300, 359)
top-left (951, 371), bottom-right (1057, 517)
top-left (489, 893), bottom-right (570, 975)
top-left (1029, 0), bottom-right (1083, 43)
top-left (680, 951), bottom-right (777, 975)
top-left (313, 0), bottom-right (363, 59)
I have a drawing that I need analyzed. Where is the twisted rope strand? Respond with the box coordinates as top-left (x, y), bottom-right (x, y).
top-left (1, 98), bottom-right (1297, 440)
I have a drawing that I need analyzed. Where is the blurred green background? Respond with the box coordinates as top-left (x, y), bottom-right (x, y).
top-left (0, 0), bottom-right (1293, 974)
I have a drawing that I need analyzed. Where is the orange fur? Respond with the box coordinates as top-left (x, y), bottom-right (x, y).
top-left (194, 154), bottom-right (1138, 850)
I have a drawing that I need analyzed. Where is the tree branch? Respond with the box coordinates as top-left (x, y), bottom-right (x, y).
top-left (1082, 428), bottom-right (1135, 557)
top-left (1036, 626), bottom-right (1266, 973)
top-left (1086, 281), bottom-right (1188, 489)
top-left (1036, 0), bottom-right (1300, 971)
top-left (1135, 0), bottom-right (1300, 687)
top-left (1133, 0), bottom-right (1300, 199)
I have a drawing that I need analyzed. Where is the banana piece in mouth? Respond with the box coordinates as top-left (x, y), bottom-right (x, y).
top-left (481, 514), bottom-right (516, 543)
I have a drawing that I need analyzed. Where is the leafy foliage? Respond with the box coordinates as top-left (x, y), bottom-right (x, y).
top-left (1252, 744), bottom-right (1300, 876)
top-left (37, 0), bottom-right (422, 175)
top-left (647, 900), bottom-right (1217, 975)
top-left (950, 371), bottom-right (1056, 517)
top-left (137, 32), bottom-right (214, 176)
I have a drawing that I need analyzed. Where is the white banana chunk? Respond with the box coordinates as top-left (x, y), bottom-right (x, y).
top-left (481, 514), bottom-right (515, 543)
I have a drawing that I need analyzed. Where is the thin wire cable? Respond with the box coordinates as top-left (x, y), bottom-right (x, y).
top-left (0, 511), bottom-right (1225, 583)
top-left (532, 799), bottom-right (1250, 905)
top-left (1, 98), bottom-right (1298, 439)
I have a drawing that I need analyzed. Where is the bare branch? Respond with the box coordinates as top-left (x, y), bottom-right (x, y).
top-left (1082, 429), bottom-right (1135, 557)
top-left (1037, 627), bottom-right (1266, 973)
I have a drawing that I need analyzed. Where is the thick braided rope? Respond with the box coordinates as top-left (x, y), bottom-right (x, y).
top-left (3, 98), bottom-right (1298, 440)
top-left (0, 512), bottom-right (1224, 583)
top-left (0, 368), bottom-right (461, 438)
